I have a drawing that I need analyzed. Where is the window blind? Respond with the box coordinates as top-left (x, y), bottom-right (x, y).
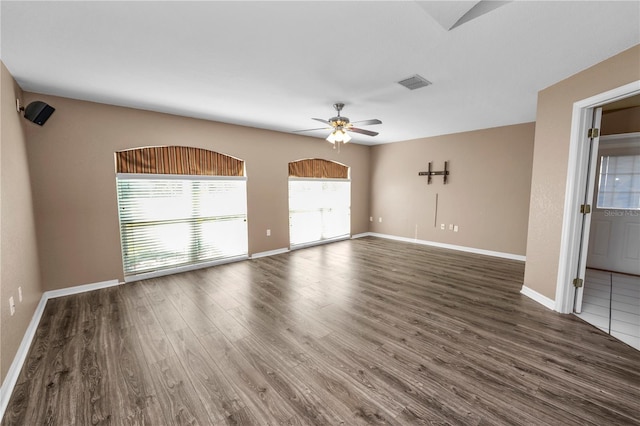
top-left (289, 179), bottom-right (350, 247)
top-left (116, 175), bottom-right (248, 278)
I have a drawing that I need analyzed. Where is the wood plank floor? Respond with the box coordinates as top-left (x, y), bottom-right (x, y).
top-left (3, 237), bottom-right (640, 425)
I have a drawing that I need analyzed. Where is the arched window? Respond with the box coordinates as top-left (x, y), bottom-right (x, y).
top-left (288, 159), bottom-right (351, 248)
top-left (115, 146), bottom-right (247, 280)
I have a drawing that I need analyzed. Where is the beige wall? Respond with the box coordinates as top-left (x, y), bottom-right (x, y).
top-left (3, 44), bottom-right (637, 385)
top-left (524, 44), bottom-right (640, 300)
top-left (602, 105), bottom-right (640, 135)
top-left (1, 62), bottom-right (43, 383)
top-left (22, 93), bottom-right (371, 291)
top-left (370, 123), bottom-right (535, 256)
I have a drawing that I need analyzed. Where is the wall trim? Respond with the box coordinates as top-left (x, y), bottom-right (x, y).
top-left (124, 256), bottom-right (249, 282)
top-left (598, 132), bottom-right (640, 152)
top-left (351, 233), bottom-right (370, 239)
top-left (44, 278), bottom-right (121, 299)
top-left (0, 295), bottom-right (47, 420)
top-left (555, 80), bottom-right (640, 314)
top-left (1, 232), bottom-right (524, 418)
top-left (251, 248), bottom-right (290, 259)
top-left (291, 236), bottom-right (350, 251)
top-left (0, 278), bottom-right (120, 420)
top-left (366, 232), bottom-right (526, 261)
top-left (520, 285), bottom-right (557, 311)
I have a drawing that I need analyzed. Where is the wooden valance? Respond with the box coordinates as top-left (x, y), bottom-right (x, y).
top-left (115, 146), bottom-right (244, 176)
top-left (288, 158), bottom-right (349, 179)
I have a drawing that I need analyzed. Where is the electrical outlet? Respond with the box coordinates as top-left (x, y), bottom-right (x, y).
top-left (378, 217), bottom-right (382, 223)
top-left (18, 286), bottom-right (23, 302)
top-left (440, 223), bottom-right (445, 230)
top-left (454, 225), bottom-right (459, 232)
top-left (369, 216), bottom-right (373, 222)
top-left (9, 297), bottom-right (15, 316)
top-left (266, 229), bottom-right (271, 237)
top-left (449, 224), bottom-right (454, 230)
top-left (16, 99), bottom-right (22, 112)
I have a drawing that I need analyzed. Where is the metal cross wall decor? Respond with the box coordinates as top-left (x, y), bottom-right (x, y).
top-left (418, 161), bottom-right (449, 184)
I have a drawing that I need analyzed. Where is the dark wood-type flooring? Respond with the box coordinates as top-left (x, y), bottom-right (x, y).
top-left (3, 237), bottom-right (640, 425)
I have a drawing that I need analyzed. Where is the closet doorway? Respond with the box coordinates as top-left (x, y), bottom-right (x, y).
top-left (574, 102), bottom-right (640, 350)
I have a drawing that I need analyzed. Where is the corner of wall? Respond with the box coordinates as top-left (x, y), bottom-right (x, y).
top-left (0, 61), bottom-right (44, 386)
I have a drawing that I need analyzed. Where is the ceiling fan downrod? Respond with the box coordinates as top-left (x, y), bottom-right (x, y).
top-left (331, 103), bottom-right (349, 127)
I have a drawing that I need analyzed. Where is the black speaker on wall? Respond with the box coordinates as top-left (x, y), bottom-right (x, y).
top-left (23, 101), bottom-right (55, 125)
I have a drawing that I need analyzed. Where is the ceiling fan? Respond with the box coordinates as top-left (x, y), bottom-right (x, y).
top-left (294, 103), bottom-right (382, 145)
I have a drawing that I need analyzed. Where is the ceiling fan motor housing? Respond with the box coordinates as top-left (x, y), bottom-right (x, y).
top-left (294, 102), bottom-right (380, 137)
top-left (330, 103), bottom-right (349, 128)
top-left (329, 117), bottom-right (349, 127)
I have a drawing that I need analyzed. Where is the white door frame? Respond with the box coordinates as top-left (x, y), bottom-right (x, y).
top-left (572, 107), bottom-right (601, 314)
top-left (555, 80), bottom-right (640, 314)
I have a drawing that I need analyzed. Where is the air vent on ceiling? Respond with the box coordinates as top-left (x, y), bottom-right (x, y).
top-left (398, 74), bottom-right (432, 90)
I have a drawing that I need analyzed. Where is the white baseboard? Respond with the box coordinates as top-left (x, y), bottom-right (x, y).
top-left (252, 234), bottom-right (372, 257)
top-left (0, 295), bottom-right (47, 420)
top-left (251, 248), bottom-right (289, 259)
top-left (0, 278), bottom-right (120, 420)
top-left (124, 256), bottom-right (249, 282)
top-left (291, 236), bottom-right (350, 251)
top-left (44, 278), bottom-right (121, 299)
top-left (351, 233), bottom-right (370, 239)
top-left (520, 285), bottom-right (557, 311)
top-left (365, 232), bottom-right (526, 261)
top-left (366, 232), bottom-right (553, 311)
top-left (0, 233), bottom-right (527, 418)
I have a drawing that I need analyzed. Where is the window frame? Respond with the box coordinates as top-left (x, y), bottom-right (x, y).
top-left (116, 172), bottom-right (249, 281)
top-left (594, 154), bottom-right (640, 211)
top-left (288, 176), bottom-right (351, 250)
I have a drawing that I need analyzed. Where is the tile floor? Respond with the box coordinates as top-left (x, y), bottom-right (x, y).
top-left (576, 268), bottom-right (640, 350)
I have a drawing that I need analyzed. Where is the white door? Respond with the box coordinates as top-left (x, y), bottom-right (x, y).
top-left (573, 108), bottom-right (602, 314)
top-left (587, 135), bottom-right (640, 276)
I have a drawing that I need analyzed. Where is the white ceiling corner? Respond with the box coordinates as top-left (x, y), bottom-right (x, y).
top-left (1, 1), bottom-right (638, 146)
top-left (416, 1), bottom-right (481, 31)
top-left (416, 1), bottom-right (512, 31)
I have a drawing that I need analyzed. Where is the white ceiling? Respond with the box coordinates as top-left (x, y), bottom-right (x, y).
top-left (1, 1), bottom-right (639, 145)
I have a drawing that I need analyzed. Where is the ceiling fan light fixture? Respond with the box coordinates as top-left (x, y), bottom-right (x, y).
top-left (326, 129), bottom-right (351, 144)
top-left (326, 131), bottom-right (337, 144)
top-left (296, 103), bottom-right (380, 146)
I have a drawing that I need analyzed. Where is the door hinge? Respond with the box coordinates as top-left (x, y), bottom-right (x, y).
top-left (580, 204), bottom-right (591, 214)
top-left (587, 128), bottom-right (599, 138)
top-left (573, 278), bottom-right (584, 288)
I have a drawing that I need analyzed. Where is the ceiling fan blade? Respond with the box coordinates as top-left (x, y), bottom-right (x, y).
top-left (350, 119), bottom-right (382, 126)
top-left (312, 118), bottom-right (333, 126)
top-left (347, 127), bottom-right (379, 137)
top-left (292, 126), bottom-right (332, 133)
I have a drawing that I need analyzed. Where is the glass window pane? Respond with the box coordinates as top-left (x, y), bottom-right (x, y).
top-left (612, 192), bottom-right (632, 209)
top-left (122, 222), bottom-right (191, 274)
top-left (614, 156), bottom-right (635, 174)
top-left (117, 177), bottom-right (248, 277)
top-left (596, 155), bottom-right (640, 210)
top-left (289, 179), bottom-right (350, 246)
